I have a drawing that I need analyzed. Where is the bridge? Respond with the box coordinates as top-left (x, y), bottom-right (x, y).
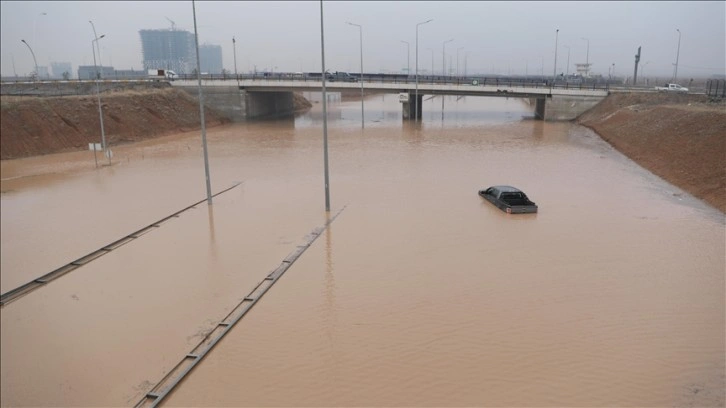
top-left (169, 76), bottom-right (609, 121)
top-left (0, 74), bottom-right (610, 122)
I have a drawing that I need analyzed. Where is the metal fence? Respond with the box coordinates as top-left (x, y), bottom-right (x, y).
top-left (706, 79), bottom-right (726, 98)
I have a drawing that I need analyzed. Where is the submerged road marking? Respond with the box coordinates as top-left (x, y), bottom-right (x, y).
top-left (0, 183), bottom-right (242, 307)
top-left (134, 206), bottom-right (346, 408)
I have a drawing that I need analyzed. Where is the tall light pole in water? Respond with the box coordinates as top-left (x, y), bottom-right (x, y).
top-left (91, 35), bottom-right (110, 165)
top-left (320, 0), bottom-right (330, 211)
top-left (552, 29), bottom-right (559, 85)
top-left (346, 21), bottom-right (364, 129)
top-left (232, 36), bottom-right (240, 87)
top-left (401, 40), bottom-right (410, 75)
top-left (673, 28), bottom-right (681, 81)
top-left (441, 38), bottom-right (453, 117)
top-left (415, 19), bottom-right (433, 121)
top-left (20, 40), bottom-right (38, 80)
top-left (232, 36), bottom-right (243, 118)
top-left (192, 0), bottom-right (213, 204)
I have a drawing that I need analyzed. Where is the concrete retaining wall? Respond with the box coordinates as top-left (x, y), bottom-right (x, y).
top-left (544, 94), bottom-right (606, 121)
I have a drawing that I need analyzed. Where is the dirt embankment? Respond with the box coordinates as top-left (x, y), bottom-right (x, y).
top-left (0, 88), bottom-right (230, 160)
top-left (577, 92), bottom-right (725, 212)
top-left (0, 89), bottom-right (314, 160)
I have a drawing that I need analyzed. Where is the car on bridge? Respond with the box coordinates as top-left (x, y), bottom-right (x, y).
top-left (325, 71), bottom-right (357, 82)
top-left (655, 83), bottom-right (688, 93)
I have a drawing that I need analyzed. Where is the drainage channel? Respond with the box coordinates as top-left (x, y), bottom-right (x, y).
top-left (135, 206), bottom-right (346, 408)
top-left (0, 183), bottom-right (242, 307)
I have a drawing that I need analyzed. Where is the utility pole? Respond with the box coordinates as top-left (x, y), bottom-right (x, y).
top-left (674, 29), bottom-right (681, 81)
top-left (633, 46), bottom-right (641, 85)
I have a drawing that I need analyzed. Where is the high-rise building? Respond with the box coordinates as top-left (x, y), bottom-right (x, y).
top-left (139, 29), bottom-right (195, 74)
top-left (199, 44), bottom-right (223, 74)
top-left (50, 62), bottom-right (72, 79)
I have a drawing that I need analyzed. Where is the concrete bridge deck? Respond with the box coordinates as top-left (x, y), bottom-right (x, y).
top-left (170, 79), bottom-right (608, 99)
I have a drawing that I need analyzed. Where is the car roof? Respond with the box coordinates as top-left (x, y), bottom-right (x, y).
top-left (491, 185), bottom-right (524, 193)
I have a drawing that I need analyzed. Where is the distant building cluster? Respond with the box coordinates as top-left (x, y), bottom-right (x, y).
top-left (139, 28), bottom-right (223, 75)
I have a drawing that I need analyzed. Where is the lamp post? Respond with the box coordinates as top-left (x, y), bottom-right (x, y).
top-left (563, 45), bottom-right (570, 77)
top-left (415, 18), bottom-right (433, 121)
top-left (612, 63), bottom-right (615, 79)
top-left (674, 28), bottom-right (681, 81)
top-left (401, 40), bottom-right (410, 75)
top-left (320, 0), bottom-right (330, 211)
top-left (581, 37), bottom-right (590, 76)
top-left (456, 46), bottom-right (464, 77)
top-left (464, 52), bottom-right (468, 77)
top-left (442, 38), bottom-right (453, 76)
top-left (346, 21), bottom-right (364, 129)
top-left (90, 35), bottom-right (110, 165)
top-left (20, 40), bottom-right (38, 80)
top-left (89, 21), bottom-right (104, 80)
top-left (232, 36), bottom-right (240, 87)
top-left (641, 61), bottom-right (650, 83)
top-left (426, 47), bottom-right (434, 80)
top-left (553, 29), bottom-right (559, 85)
top-left (192, 0), bottom-right (213, 204)
top-left (232, 36), bottom-right (243, 116)
top-left (32, 12), bottom-right (46, 78)
top-left (441, 39), bottom-right (453, 118)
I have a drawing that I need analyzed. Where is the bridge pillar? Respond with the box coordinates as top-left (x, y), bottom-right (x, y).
top-left (401, 92), bottom-right (423, 120)
top-left (534, 98), bottom-right (547, 120)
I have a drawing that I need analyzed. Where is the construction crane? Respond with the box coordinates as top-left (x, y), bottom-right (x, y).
top-left (165, 17), bottom-right (176, 31)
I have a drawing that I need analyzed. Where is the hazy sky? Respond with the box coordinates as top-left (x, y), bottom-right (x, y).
top-left (1, 1), bottom-right (724, 78)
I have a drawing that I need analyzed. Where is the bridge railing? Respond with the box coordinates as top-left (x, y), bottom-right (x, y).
top-left (172, 72), bottom-right (609, 91)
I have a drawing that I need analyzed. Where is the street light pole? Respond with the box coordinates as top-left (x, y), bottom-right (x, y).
top-left (457, 46), bottom-right (464, 77)
top-left (346, 22), bottom-right (364, 129)
top-left (320, 0), bottom-right (330, 211)
top-left (426, 48), bottom-right (434, 80)
top-left (89, 21), bottom-right (104, 80)
top-left (401, 40), bottom-right (410, 75)
top-left (442, 38), bottom-right (453, 77)
top-left (581, 37), bottom-right (590, 77)
top-left (564, 45), bottom-right (570, 77)
top-left (192, 0), bottom-right (213, 204)
top-left (90, 35), bottom-right (110, 165)
top-left (415, 19), bottom-right (433, 121)
top-left (441, 38), bottom-right (453, 117)
top-left (232, 36), bottom-right (243, 117)
top-left (464, 52), bottom-right (469, 78)
top-left (553, 29), bottom-right (559, 85)
top-left (20, 40), bottom-right (38, 80)
top-left (674, 28), bottom-right (681, 81)
top-left (232, 36), bottom-right (240, 87)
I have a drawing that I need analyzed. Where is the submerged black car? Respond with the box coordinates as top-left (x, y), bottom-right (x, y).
top-left (478, 185), bottom-right (538, 214)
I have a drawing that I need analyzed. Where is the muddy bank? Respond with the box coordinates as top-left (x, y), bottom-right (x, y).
top-left (0, 88), bottom-right (230, 159)
top-left (0, 89), bottom-right (313, 160)
top-left (577, 92), bottom-right (726, 212)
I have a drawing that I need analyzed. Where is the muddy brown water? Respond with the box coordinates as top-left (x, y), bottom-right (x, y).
top-left (1, 95), bottom-right (724, 407)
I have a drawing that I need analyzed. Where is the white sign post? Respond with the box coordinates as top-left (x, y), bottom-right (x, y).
top-left (88, 143), bottom-right (101, 167)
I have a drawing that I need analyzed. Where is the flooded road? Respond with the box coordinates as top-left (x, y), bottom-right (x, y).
top-left (1, 94), bottom-right (724, 407)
